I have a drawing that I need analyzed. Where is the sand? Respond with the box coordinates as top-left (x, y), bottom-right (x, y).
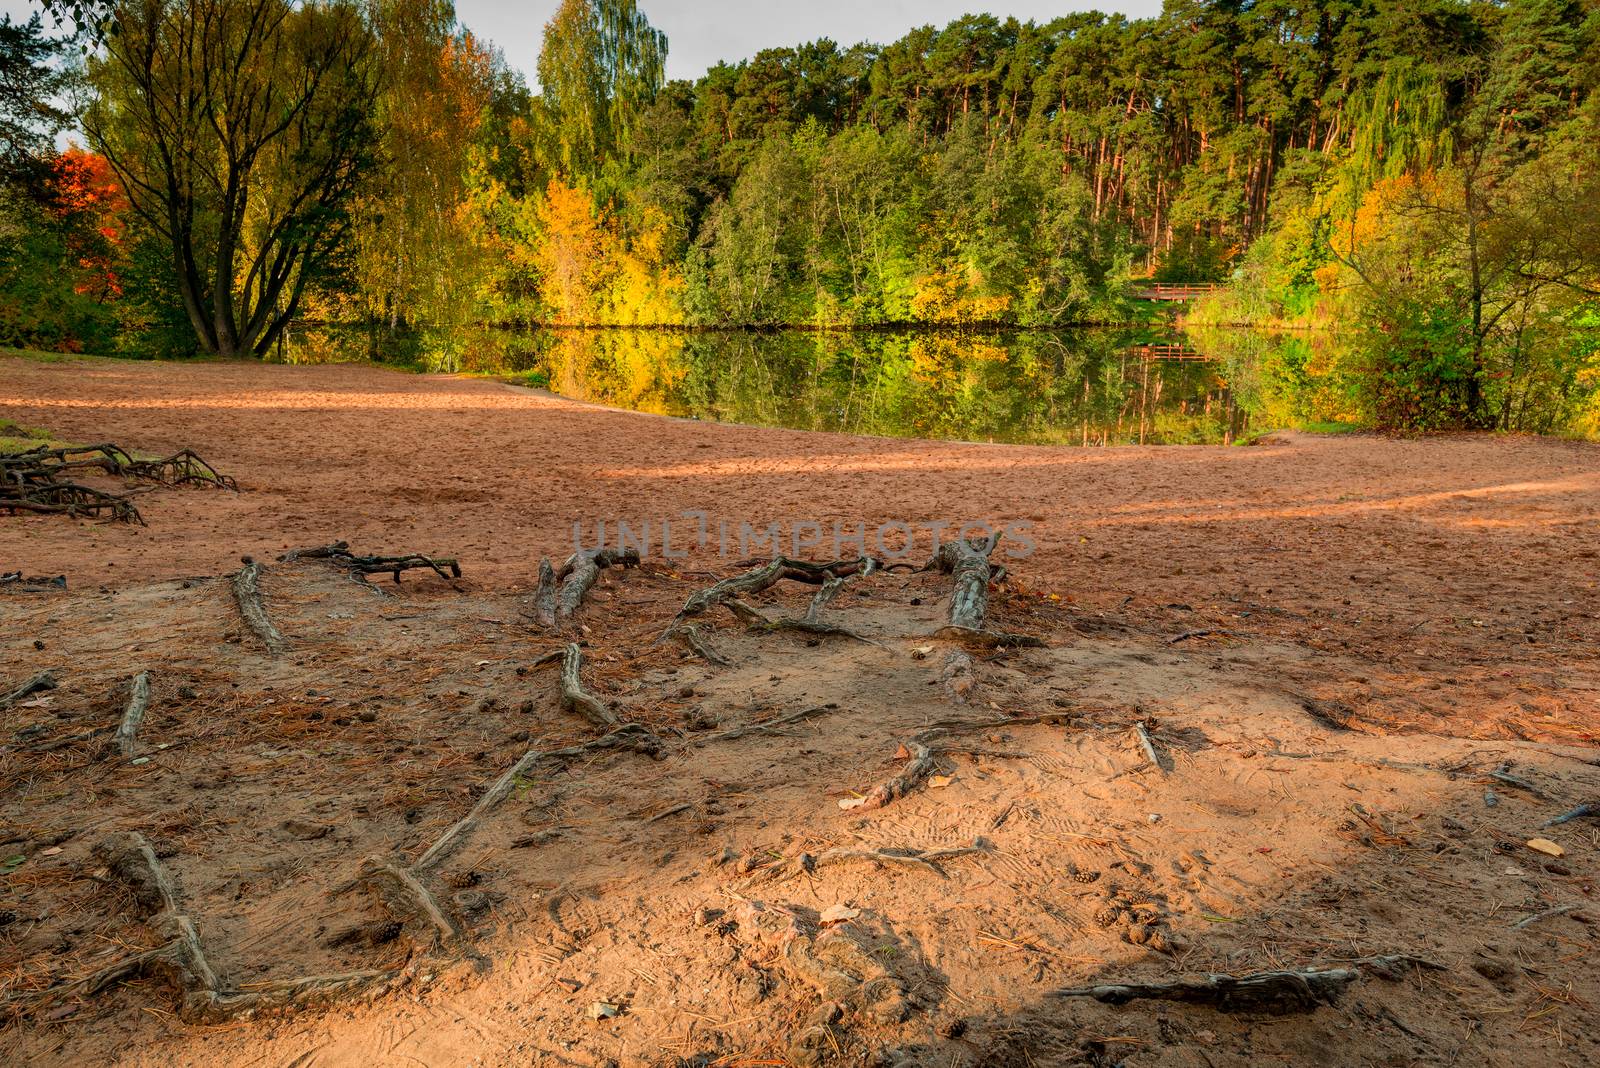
top-left (1, 355), bottom-right (1598, 1066)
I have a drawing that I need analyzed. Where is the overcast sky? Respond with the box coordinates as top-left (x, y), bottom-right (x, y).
top-left (4, 1), bottom-right (1165, 86)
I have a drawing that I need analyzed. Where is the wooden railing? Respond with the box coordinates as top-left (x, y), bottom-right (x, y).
top-left (1129, 282), bottom-right (1222, 302)
top-left (1130, 343), bottom-right (1211, 361)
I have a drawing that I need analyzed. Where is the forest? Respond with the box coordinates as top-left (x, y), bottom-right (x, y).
top-left (1, 0), bottom-right (1598, 433)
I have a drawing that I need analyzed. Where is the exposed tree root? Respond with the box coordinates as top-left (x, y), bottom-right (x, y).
top-left (529, 558), bottom-right (558, 627)
top-left (747, 613), bottom-right (881, 645)
top-left (1, 571), bottom-right (67, 591)
top-left (411, 723), bottom-right (661, 874)
top-left (0, 670), bottom-right (56, 712)
top-left (1544, 802), bottom-right (1600, 827)
top-left (845, 713), bottom-right (1080, 811)
top-left (231, 557), bottom-right (287, 655)
top-left (663, 622), bottom-right (732, 666)
top-left (359, 858), bottom-right (468, 950)
top-left (552, 546), bottom-right (640, 621)
top-left (0, 480), bottom-right (145, 524)
top-left (809, 841), bottom-right (989, 877)
top-left (1048, 956), bottom-right (1443, 1014)
top-left (558, 643), bottom-right (617, 727)
top-left (935, 625), bottom-right (1047, 649)
top-left (280, 541), bottom-right (461, 587)
top-left (699, 703), bottom-right (841, 744)
top-left (2, 442), bottom-right (235, 525)
top-left (941, 650), bottom-right (975, 702)
top-left (1133, 720), bottom-right (1168, 775)
top-left (669, 556), bottom-right (875, 629)
top-left (116, 671), bottom-right (152, 757)
top-left (852, 742), bottom-right (937, 811)
top-left (927, 533), bottom-right (1001, 631)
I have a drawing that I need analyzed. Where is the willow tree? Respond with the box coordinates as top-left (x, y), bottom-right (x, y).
top-left (537, 0), bottom-right (666, 178)
top-left (85, 0), bottom-right (379, 357)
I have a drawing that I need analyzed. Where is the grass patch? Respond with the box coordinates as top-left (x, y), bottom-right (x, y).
top-left (478, 369), bottom-right (551, 390)
top-left (1296, 420), bottom-right (1365, 435)
top-left (0, 418), bottom-right (69, 455)
top-left (0, 346), bottom-right (116, 364)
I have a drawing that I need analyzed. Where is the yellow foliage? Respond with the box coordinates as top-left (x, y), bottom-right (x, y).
top-left (909, 269), bottom-right (1011, 325)
top-left (532, 180), bottom-right (684, 325)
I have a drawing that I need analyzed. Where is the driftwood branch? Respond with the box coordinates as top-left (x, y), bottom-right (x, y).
top-left (116, 671), bottom-right (152, 757)
top-left (231, 557), bottom-right (287, 654)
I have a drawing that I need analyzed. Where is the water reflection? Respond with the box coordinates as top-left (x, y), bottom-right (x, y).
top-left (459, 326), bottom-right (1326, 446)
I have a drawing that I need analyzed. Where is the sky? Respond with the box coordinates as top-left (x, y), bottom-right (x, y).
top-left (3, 1), bottom-right (1166, 86)
top-left (454, 1), bottom-right (1165, 86)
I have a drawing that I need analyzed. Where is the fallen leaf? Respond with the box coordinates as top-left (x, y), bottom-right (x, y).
top-left (928, 775), bottom-right (954, 789)
top-left (837, 797), bottom-right (866, 811)
top-left (1527, 838), bottom-right (1565, 857)
top-left (820, 904), bottom-right (860, 925)
top-left (587, 1001), bottom-right (620, 1021)
top-left (39, 846), bottom-right (62, 857)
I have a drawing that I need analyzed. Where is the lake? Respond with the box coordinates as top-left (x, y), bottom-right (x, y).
top-left (461, 326), bottom-right (1333, 447)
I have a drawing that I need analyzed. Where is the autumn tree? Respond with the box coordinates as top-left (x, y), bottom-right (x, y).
top-left (84, 0), bottom-right (380, 358)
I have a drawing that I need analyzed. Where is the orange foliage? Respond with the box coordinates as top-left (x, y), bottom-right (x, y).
top-left (50, 147), bottom-right (129, 299)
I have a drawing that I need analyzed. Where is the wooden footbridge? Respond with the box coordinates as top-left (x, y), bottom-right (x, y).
top-left (1130, 282), bottom-right (1221, 302)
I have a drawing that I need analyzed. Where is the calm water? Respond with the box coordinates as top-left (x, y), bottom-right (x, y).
top-left (465, 326), bottom-right (1327, 446)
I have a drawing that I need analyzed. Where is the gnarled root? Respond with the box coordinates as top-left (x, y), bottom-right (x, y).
top-left (280, 542), bottom-right (461, 587)
top-left (669, 556), bottom-right (876, 630)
